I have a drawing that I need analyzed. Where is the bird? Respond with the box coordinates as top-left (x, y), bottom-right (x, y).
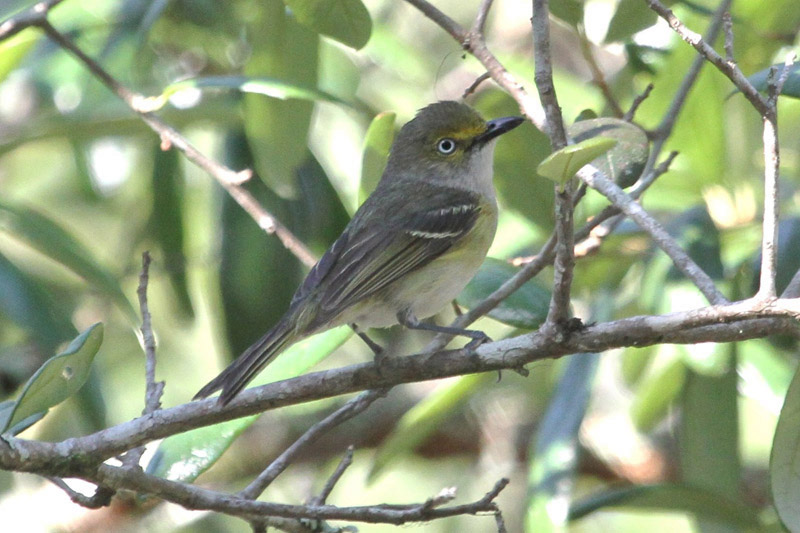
top-left (195, 101), bottom-right (524, 405)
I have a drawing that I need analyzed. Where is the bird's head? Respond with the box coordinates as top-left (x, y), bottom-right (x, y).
top-left (385, 101), bottom-right (524, 186)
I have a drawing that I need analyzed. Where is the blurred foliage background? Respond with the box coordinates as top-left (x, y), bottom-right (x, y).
top-left (0, 0), bottom-right (799, 531)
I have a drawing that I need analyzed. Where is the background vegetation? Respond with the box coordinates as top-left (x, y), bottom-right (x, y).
top-left (0, 0), bottom-right (799, 531)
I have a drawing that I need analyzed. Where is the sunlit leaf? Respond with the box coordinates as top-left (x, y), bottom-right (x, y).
top-left (569, 484), bottom-right (760, 528)
top-left (0, 31), bottom-right (39, 83)
top-left (0, 323), bottom-right (103, 435)
top-left (537, 137), bottom-right (618, 185)
top-left (630, 355), bottom-right (686, 431)
top-left (771, 364), bottom-right (800, 532)
top-left (368, 373), bottom-right (491, 482)
top-left (0, 202), bottom-right (138, 323)
top-left (359, 112), bottom-right (395, 204)
top-left (457, 257), bottom-right (550, 330)
top-left (283, 0), bottom-right (372, 50)
top-left (147, 327), bottom-right (351, 482)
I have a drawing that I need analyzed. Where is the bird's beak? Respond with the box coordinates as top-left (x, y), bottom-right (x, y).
top-left (474, 116), bottom-right (525, 147)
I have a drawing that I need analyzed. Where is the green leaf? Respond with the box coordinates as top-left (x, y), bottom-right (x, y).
top-left (605, 0), bottom-right (660, 42)
top-left (149, 143), bottom-right (193, 319)
top-left (244, 0), bottom-right (319, 198)
top-left (537, 137), bottom-right (618, 185)
top-left (738, 339), bottom-right (793, 413)
top-left (368, 373), bottom-right (491, 482)
top-left (744, 63), bottom-right (800, 99)
top-left (630, 355), bottom-right (686, 431)
top-left (567, 118), bottom-right (649, 188)
top-left (0, 252), bottom-right (76, 349)
top-left (147, 326), bottom-right (351, 482)
top-left (527, 354), bottom-right (599, 531)
top-left (161, 76), bottom-right (350, 107)
top-left (457, 257), bottom-right (551, 330)
top-left (549, 0), bottom-right (584, 26)
top-left (0, 323), bottom-right (103, 435)
top-left (0, 202), bottom-right (137, 323)
top-left (359, 112), bottom-right (395, 204)
top-left (0, 31), bottom-right (39, 83)
top-left (680, 358), bottom-right (741, 533)
top-left (569, 484), bottom-right (761, 528)
top-left (283, 0), bottom-right (372, 50)
top-left (771, 363), bottom-right (800, 531)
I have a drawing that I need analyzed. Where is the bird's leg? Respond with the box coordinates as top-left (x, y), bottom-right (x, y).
top-left (350, 323), bottom-right (386, 363)
top-left (397, 310), bottom-right (491, 350)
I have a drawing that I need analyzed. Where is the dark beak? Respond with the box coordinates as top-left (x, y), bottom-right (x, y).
top-left (474, 116), bottom-right (525, 146)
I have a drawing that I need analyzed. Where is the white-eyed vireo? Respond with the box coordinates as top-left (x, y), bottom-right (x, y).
top-left (196, 101), bottom-right (523, 404)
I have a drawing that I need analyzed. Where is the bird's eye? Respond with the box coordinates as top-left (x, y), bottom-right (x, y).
top-left (436, 138), bottom-right (457, 155)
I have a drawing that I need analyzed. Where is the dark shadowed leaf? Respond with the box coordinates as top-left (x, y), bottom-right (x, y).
top-left (0, 323), bottom-right (103, 435)
top-left (605, 0), bottom-right (659, 42)
top-left (0, 202), bottom-right (137, 322)
top-left (549, 0), bottom-right (584, 26)
top-left (744, 63), bottom-right (800, 99)
top-left (0, 252), bottom-right (76, 350)
top-left (457, 257), bottom-right (550, 329)
top-left (569, 484), bottom-right (761, 528)
top-left (283, 0), bottom-right (372, 50)
top-left (567, 118), bottom-right (649, 188)
top-left (149, 144), bottom-right (193, 319)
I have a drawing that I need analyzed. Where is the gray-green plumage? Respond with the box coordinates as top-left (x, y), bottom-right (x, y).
top-left (195, 101), bottom-right (523, 405)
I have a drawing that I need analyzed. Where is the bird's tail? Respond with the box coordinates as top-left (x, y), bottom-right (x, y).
top-left (194, 317), bottom-right (297, 405)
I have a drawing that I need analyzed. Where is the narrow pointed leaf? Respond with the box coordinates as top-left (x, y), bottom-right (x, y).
top-left (162, 76), bottom-right (350, 106)
top-left (368, 373), bottom-right (491, 482)
top-left (1, 323), bottom-right (104, 435)
top-left (147, 327), bottom-right (351, 482)
top-left (569, 484), bottom-right (760, 528)
top-left (0, 202), bottom-right (137, 322)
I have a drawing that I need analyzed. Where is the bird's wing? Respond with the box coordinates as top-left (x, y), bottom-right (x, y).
top-left (293, 186), bottom-right (483, 324)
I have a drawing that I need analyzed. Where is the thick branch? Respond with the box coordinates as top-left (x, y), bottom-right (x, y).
top-left (1, 299), bottom-right (797, 474)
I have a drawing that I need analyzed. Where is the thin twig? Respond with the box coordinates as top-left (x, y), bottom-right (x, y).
top-left (238, 390), bottom-right (387, 500)
top-left (33, 20), bottom-right (316, 267)
top-left (532, 0), bottom-right (575, 331)
top-left (623, 83), bottom-right (654, 122)
top-left (470, 0), bottom-right (495, 36)
top-left (46, 477), bottom-right (114, 509)
top-left (757, 54), bottom-right (795, 298)
top-left (577, 164), bottom-right (727, 305)
top-left (462, 72), bottom-right (492, 99)
top-left (0, 0), bottom-right (66, 40)
top-left (645, 0), bottom-right (768, 115)
top-left (309, 446), bottom-right (355, 506)
top-left (723, 12), bottom-right (734, 64)
top-left (138, 251), bottom-right (163, 416)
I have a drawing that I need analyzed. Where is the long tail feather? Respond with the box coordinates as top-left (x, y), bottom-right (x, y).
top-left (194, 318), bottom-right (296, 405)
